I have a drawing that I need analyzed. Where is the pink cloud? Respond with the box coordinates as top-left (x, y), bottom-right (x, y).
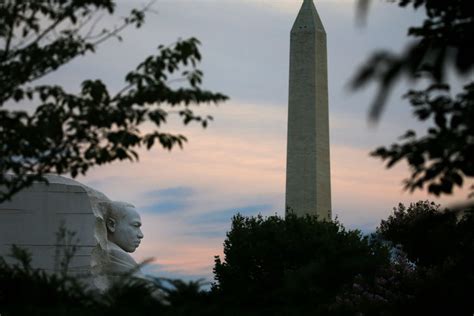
top-left (76, 102), bottom-right (471, 277)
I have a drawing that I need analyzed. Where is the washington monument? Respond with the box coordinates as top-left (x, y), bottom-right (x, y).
top-left (285, 0), bottom-right (331, 220)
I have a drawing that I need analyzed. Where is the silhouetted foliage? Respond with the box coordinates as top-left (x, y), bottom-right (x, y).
top-left (329, 254), bottom-right (419, 316)
top-left (354, 0), bottom-right (474, 197)
top-left (1, 204), bottom-right (473, 315)
top-left (158, 278), bottom-right (219, 316)
top-left (0, 246), bottom-right (99, 315)
top-left (378, 200), bottom-right (474, 267)
top-left (0, 245), bottom-right (212, 316)
top-left (212, 214), bottom-right (390, 315)
top-left (0, 0), bottom-right (228, 202)
top-left (331, 201), bottom-right (474, 316)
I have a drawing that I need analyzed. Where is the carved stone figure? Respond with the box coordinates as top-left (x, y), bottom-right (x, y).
top-left (103, 201), bottom-right (144, 274)
top-left (92, 200), bottom-right (149, 290)
top-left (0, 174), bottom-right (149, 291)
top-left (93, 201), bottom-right (165, 300)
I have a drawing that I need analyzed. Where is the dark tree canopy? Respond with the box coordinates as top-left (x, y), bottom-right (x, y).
top-left (377, 200), bottom-right (474, 267)
top-left (354, 0), bottom-right (474, 197)
top-left (0, 0), bottom-right (228, 202)
top-left (213, 214), bottom-right (390, 315)
top-left (332, 201), bottom-right (474, 316)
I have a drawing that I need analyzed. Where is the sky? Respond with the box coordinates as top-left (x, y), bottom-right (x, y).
top-left (35, 0), bottom-right (471, 282)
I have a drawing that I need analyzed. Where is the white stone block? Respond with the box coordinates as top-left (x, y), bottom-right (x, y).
top-left (0, 175), bottom-right (108, 276)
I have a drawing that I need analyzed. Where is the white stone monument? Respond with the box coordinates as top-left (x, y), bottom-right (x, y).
top-left (285, 0), bottom-right (332, 220)
top-left (0, 174), bottom-right (145, 289)
top-left (93, 200), bottom-right (146, 290)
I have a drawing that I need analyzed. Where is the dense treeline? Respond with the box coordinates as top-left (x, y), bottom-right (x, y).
top-left (1, 201), bottom-right (473, 316)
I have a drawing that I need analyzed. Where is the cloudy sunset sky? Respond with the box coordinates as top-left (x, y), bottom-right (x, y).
top-left (38, 0), bottom-right (470, 281)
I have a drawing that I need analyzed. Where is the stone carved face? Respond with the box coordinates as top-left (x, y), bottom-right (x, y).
top-left (106, 202), bottom-right (144, 253)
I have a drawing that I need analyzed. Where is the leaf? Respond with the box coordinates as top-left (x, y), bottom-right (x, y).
top-left (451, 172), bottom-right (463, 186)
top-left (400, 130), bottom-right (416, 140)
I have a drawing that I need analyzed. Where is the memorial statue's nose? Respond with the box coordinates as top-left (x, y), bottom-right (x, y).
top-left (138, 230), bottom-right (144, 239)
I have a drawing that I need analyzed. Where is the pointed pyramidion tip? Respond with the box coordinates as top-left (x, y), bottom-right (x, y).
top-left (291, 0), bottom-right (326, 34)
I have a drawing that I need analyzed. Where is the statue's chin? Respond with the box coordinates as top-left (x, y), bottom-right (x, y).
top-left (109, 240), bottom-right (137, 253)
top-left (124, 245), bottom-right (138, 253)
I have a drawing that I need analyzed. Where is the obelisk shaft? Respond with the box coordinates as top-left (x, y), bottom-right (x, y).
top-left (285, 0), bottom-right (331, 220)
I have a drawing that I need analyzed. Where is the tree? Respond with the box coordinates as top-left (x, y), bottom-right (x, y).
top-left (0, 0), bottom-right (228, 202)
top-left (353, 0), bottom-right (473, 197)
top-left (377, 200), bottom-right (473, 266)
top-left (330, 201), bottom-right (474, 315)
top-left (212, 214), bottom-right (390, 315)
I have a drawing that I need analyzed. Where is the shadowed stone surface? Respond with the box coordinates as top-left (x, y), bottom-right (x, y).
top-left (0, 175), bottom-right (108, 275)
